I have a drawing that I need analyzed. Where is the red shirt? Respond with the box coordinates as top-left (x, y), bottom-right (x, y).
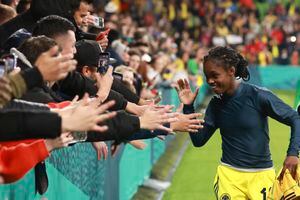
top-left (0, 101), bottom-right (71, 183)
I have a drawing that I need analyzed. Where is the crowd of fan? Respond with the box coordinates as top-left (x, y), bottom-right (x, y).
top-left (0, 0), bottom-right (204, 194)
top-left (0, 0), bottom-right (298, 194)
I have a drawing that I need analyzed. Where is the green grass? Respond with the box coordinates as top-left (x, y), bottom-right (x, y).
top-left (163, 90), bottom-right (295, 200)
top-left (132, 134), bottom-right (189, 200)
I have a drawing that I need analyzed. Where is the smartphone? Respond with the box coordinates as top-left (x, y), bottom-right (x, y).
top-left (0, 60), bottom-right (5, 77)
top-left (96, 28), bottom-right (110, 41)
top-left (2, 53), bottom-right (17, 73)
top-left (94, 16), bottom-right (104, 29)
top-left (97, 52), bottom-right (110, 74)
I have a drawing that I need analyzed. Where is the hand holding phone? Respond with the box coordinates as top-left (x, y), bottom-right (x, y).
top-left (0, 60), bottom-right (5, 77)
top-left (0, 53), bottom-right (17, 77)
top-left (97, 52), bottom-right (110, 74)
top-left (96, 29), bottom-right (110, 41)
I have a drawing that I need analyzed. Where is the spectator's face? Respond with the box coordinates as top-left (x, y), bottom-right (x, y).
top-left (82, 66), bottom-right (97, 81)
top-left (54, 31), bottom-right (77, 55)
top-left (123, 71), bottom-right (134, 85)
top-left (122, 51), bottom-right (130, 64)
top-left (129, 55), bottom-right (141, 70)
top-left (74, 2), bottom-right (90, 27)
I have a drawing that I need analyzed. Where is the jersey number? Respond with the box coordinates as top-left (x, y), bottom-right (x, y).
top-left (261, 188), bottom-right (266, 200)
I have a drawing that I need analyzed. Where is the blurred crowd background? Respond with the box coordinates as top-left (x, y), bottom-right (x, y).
top-left (1, 0), bottom-right (299, 95)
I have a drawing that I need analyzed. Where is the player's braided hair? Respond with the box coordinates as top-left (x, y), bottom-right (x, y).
top-left (203, 46), bottom-right (250, 81)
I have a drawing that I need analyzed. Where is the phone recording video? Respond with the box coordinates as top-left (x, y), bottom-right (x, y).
top-left (0, 60), bottom-right (5, 77)
top-left (94, 16), bottom-right (104, 29)
top-left (0, 53), bottom-right (17, 77)
top-left (97, 52), bottom-right (110, 74)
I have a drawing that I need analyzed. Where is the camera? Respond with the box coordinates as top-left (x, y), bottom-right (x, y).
top-left (0, 53), bottom-right (17, 77)
top-left (97, 52), bottom-right (110, 74)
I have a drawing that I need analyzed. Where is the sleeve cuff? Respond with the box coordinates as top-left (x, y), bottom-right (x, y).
top-left (183, 104), bottom-right (195, 114)
top-left (287, 149), bottom-right (299, 157)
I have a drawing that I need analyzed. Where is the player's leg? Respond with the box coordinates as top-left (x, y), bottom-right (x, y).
top-left (214, 165), bottom-right (248, 200)
top-left (247, 169), bottom-right (275, 200)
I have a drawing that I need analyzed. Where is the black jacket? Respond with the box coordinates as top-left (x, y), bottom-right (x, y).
top-left (54, 71), bottom-right (128, 110)
top-left (0, 0), bottom-right (74, 48)
top-left (112, 78), bottom-right (140, 104)
top-left (21, 81), bottom-right (140, 142)
top-left (0, 0), bottom-right (98, 49)
top-left (0, 100), bottom-right (61, 141)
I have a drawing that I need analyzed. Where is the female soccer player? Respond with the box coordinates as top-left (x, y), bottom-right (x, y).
top-left (175, 46), bottom-right (300, 200)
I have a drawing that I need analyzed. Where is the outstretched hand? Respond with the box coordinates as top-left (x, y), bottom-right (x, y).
top-left (45, 132), bottom-right (74, 152)
top-left (95, 67), bottom-right (113, 102)
top-left (175, 79), bottom-right (199, 105)
top-left (60, 94), bottom-right (116, 132)
top-left (171, 112), bottom-right (204, 133)
top-left (35, 46), bottom-right (77, 81)
top-left (139, 106), bottom-right (179, 132)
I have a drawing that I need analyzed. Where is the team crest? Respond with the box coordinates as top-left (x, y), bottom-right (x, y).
top-left (220, 193), bottom-right (231, 200)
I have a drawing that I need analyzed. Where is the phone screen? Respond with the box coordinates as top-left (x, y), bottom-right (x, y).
top-left (5, 56), bottom-right (16, 72)
top-left (1, 54), bottom-right (17, 73)
top-left (0, 60), bottom-right (5, 77)
top-left (97, 52), bottom-right (110, 74)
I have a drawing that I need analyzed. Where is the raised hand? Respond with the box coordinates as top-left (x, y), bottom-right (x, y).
top-left (97, 36), bottom-right (109, 51)
top-left (170, 113), bottom-right (204, 133)
top-left (60, 94), bottom-right (116, 132)
top-left (95, 67), bottom-right (113, 102)
top-left (126, 102), bottom-right (149, 116)
top-left (35, 46), bottom-right (77, 81)
top-left (175, 79), bottom-right (199, 105)
top-left (139, 106), bottom-right (179, 132)
top-left (44, 132), bottom-right (74, 152)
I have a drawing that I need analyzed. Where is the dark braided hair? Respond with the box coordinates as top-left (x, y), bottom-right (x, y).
top-left (203, 46), bottom-right (250, 81)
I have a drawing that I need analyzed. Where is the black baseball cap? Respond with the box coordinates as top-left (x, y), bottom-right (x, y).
top-left (75, 39), bottom-right (101, 68)
top-left (74, 39), bottom-right (117, 68)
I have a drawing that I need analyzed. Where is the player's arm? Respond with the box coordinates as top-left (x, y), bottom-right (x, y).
top-left (175, 78), bottom-right (216, 147)
top-left (259, 90), bottom-right (300, 179)
top-left (259, 90), bottom-right (300, 156)
top-left (183, 103), bottom-right (216, 147)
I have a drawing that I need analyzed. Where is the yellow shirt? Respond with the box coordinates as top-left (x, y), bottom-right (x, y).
top-left (268, 168), bottom-right (300, 200)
